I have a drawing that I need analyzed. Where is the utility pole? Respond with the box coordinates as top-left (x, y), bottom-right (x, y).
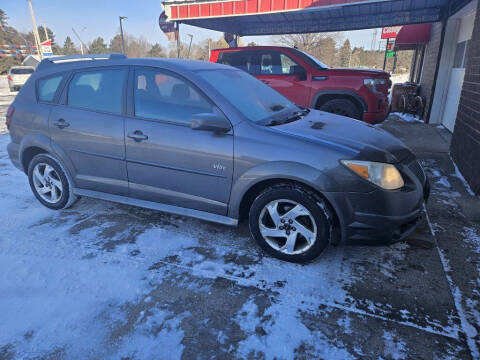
top-left (119, 16), bottom-right (127, 54)
top-left (187, 34), bottom-right (193, 59)
top-left (27, 0), bottom-right (43, 60)
top-left (42, 23), bottom-right (48, 41)
top-left (176, 22), bottom-right (180, 58)
top-left (72, 27), bottom-right (86, 54)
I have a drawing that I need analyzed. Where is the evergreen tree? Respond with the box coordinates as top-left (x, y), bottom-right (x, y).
top-left (147, 43), bottom-right (165, 57)
top-left (63, 36), bottom-right (76, 55)
top-left (109, 34), bottom-right (123, 53)
top-left (89, 37), bottom-right (108, 54)
top-left (338, 39), bottom-right (352, 67)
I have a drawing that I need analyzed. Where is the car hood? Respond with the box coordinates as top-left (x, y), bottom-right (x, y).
top-left (324, 68), bottom-right (390, 78)
top-left (272, 110), bottom-right (412, 163)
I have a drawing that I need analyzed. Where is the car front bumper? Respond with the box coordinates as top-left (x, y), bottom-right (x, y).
top-left (324, 161), bottom-right (429, 244)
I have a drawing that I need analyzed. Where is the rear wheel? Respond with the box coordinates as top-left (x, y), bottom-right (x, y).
top-left (249, 184), bottom-right (332, 263)
top-left (318, 98), bottom-right (362, 120)
top-left (28, 154), bottom-right (78, 210)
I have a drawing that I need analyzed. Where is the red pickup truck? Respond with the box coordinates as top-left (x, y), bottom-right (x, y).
top-left (210, 46), bottom-right (391, 124)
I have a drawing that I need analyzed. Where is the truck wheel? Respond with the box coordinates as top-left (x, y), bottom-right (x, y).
top-left (28, 154), bottom-right (78, 210)
top-left (249, 184), bottom-right (332, 263)
top-left (319, 99), bottom-right (362, 120)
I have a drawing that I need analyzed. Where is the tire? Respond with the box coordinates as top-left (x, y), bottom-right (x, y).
top-left (27, 154), bottom-right (78, 210)
top-left (318, 98), bottom-right (362, 120)
top-left (248, 183), bottom-right (332, 263)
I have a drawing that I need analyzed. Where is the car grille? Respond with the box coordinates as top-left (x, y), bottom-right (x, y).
top-left (408, 160), bottom-right (425, 183)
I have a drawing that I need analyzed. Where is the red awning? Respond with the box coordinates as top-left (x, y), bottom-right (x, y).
top-left (394, 23), bottom-right (432, 51)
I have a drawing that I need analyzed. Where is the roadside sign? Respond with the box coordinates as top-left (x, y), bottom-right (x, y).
top-left (224, 33), bottom-right (237, 47)
top-left (386, 42), bottom-right (394, 51)
top-left (40, 39), bottom-right (53, 57)
top-left (159, 11), bottom-right (177, 41)
top-left (386, 50), bottom-right (396, 58)
top-left (381, 26), bottom-right (402, 39)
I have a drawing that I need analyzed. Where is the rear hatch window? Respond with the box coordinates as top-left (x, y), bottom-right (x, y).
top-left (11, 68), bottom-right (34, 75)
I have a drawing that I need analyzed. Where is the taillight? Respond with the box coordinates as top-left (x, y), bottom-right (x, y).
top-left (7, 75), bottom-right (13, 81)
top-left (6, 106), bottom-right (14, 130)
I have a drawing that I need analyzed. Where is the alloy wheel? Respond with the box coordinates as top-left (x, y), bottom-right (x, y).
top-left (258, 199), bottom-right (317, 255)
top-left (32, 163), bottom-right (63, 204)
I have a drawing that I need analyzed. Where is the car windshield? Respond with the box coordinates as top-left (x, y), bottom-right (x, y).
top-left (289, 48), bottom-right (329, 70)
top-left (11, 68), bottom-right (34, 74)
top-left (196, 68), bottom-right (298, 124)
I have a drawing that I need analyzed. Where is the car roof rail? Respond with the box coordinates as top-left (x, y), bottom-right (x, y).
top-left (36, 53), bottom-right (127, 71)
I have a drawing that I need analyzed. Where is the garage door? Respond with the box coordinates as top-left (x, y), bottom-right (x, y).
top-left (441, 10), bottom-right (475, 132)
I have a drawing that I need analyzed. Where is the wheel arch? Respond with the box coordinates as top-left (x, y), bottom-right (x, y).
top-left (229, 162), bottom-right (342, 242)
top-left (311, 90), bottom-right (367, 114)
top-left (19, 134), bottom-right (52, 173)
top-left (236, 177), bottom-right (343, 245)
top-left (19, 135), bottom-right (76, 185)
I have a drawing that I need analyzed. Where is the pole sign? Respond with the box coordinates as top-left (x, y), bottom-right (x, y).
top-left (224, 33), bottom-right (237, 48)
top-left (381, 26), bottom-right (402, 39)
top-left (386, 50), bottom-right (396, 58)
top-left (159, 11), bottom-right (177, 42)
top-left (40, 39), bottom-right (53, 57)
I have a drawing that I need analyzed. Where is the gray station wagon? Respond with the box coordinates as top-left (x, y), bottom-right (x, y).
top-left (6, 54), bottom-right (429, 263)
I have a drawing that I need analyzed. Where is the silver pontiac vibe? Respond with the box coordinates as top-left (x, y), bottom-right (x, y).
top-left (6, 54), bottom-right (429, 263)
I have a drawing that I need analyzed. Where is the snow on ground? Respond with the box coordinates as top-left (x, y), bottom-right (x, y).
top-left (0, 79), bottom-right (478, 359)
top-left (389, 112), bottom-right (424, 123)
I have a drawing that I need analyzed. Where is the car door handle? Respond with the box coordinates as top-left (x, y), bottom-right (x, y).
top-left (53, 118), bottom-right (70, 129)
top-left (128, 131), bottom-right (148, 142)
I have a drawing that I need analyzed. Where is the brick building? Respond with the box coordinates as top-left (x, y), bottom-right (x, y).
top-left (451, 0), bottom-right (480, 194)
top-left (419, 0), bottom-right (479, 194)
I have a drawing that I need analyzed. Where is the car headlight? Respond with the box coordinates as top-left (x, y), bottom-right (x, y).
top-left (341, 160), bottom-right (404, 190)
top-left (364, 78), bottom-right (386, 93)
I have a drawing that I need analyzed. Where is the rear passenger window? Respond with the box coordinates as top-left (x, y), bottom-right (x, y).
top-left (68, 69), bottom-right (125, 114)
top-left (134, 68), bottom-right (213, 125)
top-left (38, 75), bottom-right (63, 103)
top-left (218, 51), bottom-right (259, 74)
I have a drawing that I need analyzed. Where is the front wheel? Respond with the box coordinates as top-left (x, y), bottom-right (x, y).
top-left (249, 184), bottom-right (332, 263)
top-left (318, 98), bottom-right (362, 120)
top-left (28, 154), bottom-right (78, 210)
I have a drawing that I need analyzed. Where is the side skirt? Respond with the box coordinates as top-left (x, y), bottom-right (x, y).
top-left (73, 188), bottom-right (238, 227)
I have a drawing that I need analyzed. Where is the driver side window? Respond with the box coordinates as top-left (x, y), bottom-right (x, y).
top-left (134, 68), bottom-right (213, 125)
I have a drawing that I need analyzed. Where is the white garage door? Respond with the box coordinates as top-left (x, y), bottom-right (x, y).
top-left (441, 11), bottom-right (475, 132)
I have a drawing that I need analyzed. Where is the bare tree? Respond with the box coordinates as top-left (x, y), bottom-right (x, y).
top-left (273, 32), bottom-right (343, 66)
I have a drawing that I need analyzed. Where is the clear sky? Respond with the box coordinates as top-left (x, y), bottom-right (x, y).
top-left (2, 0), bottom-right (384, 50)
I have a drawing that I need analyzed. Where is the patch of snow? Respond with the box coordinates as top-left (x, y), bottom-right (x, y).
top-left (234, 296), bottom-right (356, 360)
top-left (436, 177), bottom-right (451, 188)
top-left (390, 112), bottom-right (424, 123)
top-left (425, 211), bottom-right (480, 359)
top-left (450, 156), bottom-right (476, 196)
top-left (463, 227), bottom-right (480, 254)
top-left (382, 330), bottom-right (407, 360)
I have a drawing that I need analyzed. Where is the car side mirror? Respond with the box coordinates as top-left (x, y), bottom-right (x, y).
top-left (190, 113), bottom-right (231, 133)
top-left (291, 65), bottom-right (307, 81)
